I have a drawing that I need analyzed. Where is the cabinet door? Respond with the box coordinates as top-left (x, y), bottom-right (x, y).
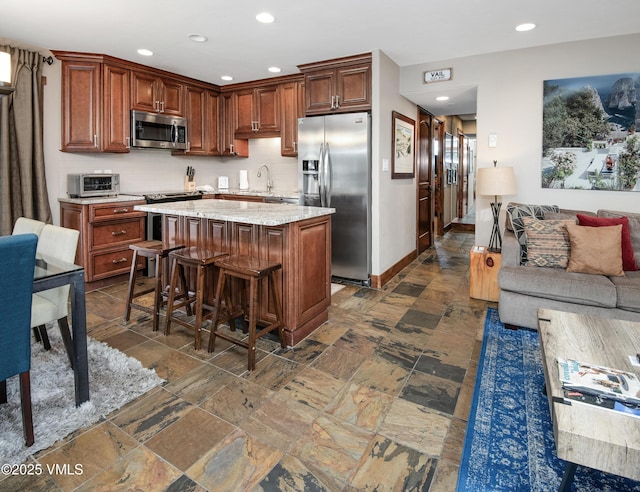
top-left (280, 81), bottom-right (302, 156)
top-left (336, 63), bottom-right (371, 112)
top-left (304, 69), bottom-right (336, 115)
top-left (61, 61), bottom-right (101, 152)
top-left (221, 92), bottom-right (249, 157)
top-left (234, 89), bottom-right (255, 135)
top-left (259, 226), bottom-right (287, 322)
top-left (160, 78), bottom-right (184, 116)
top-left (255, 85), bottom-right (280, 135)
top-left (130, 70), bottom-right (158, 113)
top-left (184, 85), bottom-right (206, 154)
top-left (205, 90), bottom-right (222, 155)
top-left (102, 64), bottom-right (130, 152)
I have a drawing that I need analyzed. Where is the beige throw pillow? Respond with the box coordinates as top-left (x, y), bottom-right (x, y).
top-left (565, 224), bottom-right (624, 276)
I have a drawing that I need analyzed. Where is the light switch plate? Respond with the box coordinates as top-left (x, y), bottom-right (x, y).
top-left (382, 158), bottom-right (390, 172)
top-left (488, 133), bottom-right (497, 148)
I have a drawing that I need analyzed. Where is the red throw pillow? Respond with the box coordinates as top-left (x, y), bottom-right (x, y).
top-left (576, 214), bottom-right (638, 271)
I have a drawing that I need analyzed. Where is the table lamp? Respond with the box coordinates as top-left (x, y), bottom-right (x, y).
top-left (476, 161), bottom-right (517, 252)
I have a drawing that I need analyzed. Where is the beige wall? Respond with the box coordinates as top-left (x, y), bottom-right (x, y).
top-left (401, 33), bottom-right (640, 246)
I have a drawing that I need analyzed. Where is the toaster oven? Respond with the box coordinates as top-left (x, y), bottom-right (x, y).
top-left (67, 173), bottom-right (120, 198)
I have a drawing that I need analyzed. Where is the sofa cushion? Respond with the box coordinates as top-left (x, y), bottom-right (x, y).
top-left (498, 266), bottom-right (617, 308)
top-left (598, 209), bottom-right (640, 267)
top-left (506, 203), bottom-right (559, 264)
top-left (577, 214), bottom-right (638, 271)
top-left (565, 223), bottom-right (624, 277)
top-left (544, 209), bottom-right (596, 221)
top-left (609, 270), bottom-right (640, 313)
top-left (522, 217), bottom-right (572, 268)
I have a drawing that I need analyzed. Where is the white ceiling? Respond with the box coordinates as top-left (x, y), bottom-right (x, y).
top-left (2, 0), bottom-right (640, 117)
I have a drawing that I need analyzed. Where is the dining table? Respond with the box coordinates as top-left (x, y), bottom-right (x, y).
top-left (33, 256), bottom-right (89, 406)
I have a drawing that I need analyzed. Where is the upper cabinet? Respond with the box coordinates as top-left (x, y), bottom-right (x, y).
top-left (280, 77), bottom-right (305, 157)
top-left (233, 84), bottom-right (280, 138)
top-left (220, 92), bottom-right (249, 157)
top-left (54, 52), bottom-right (131, 153)
top-left (130, 70), bottom-right (184, 116)
top-left (175, 84), bottom-right (222, 156)
top-left (299, 53), bottom-right (371, 115)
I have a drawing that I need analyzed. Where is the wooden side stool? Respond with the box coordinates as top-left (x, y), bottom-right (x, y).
top-left (124, 240), bottom-right (186, 331)
top-left (165, 247), bottom-right (228, 350)
top-left (208, 255), bottom-right (286, 371)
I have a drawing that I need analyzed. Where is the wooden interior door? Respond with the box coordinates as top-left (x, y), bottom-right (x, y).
top-left (433, 118), bottom-right (445, 237)
top-left (417, 110), bottom-right (433, 253)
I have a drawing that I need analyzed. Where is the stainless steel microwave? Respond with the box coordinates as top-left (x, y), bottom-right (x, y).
top-left (67, 173), bottom-right (120, 198)
top-left (130, 110), bottom-right (188, 150)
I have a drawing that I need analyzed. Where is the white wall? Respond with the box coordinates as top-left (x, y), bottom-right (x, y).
top-left (42, 60), bottom-right (298, 225)
top-left (372, 50), bottom-right (418, 276)
top-left (401, 33), bottom-right (640, 246)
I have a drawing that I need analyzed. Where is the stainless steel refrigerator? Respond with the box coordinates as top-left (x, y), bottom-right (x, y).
top-left (298, 112), bottom-right (371, 285)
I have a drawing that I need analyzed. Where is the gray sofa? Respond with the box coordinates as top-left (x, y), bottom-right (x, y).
top-left (498, 205), bottom-right (640, 330)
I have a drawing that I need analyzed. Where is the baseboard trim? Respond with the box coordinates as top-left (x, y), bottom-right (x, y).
top-left (370, 249), bottom-right (417, 289)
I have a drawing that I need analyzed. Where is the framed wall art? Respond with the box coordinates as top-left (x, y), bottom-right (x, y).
top-left (392, 111), bottom-right (416, 179)
top-left (542, 72), bottom-right (640, 191)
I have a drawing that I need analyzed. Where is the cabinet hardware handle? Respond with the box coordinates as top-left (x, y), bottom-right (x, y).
top-left (160, 101), bottom-right (165, 113)
top-left (335, 95), bottom-right (340, 108)
top-left (154, 101), bottom-right (159, 112)
top-left (293, 142), bottom-right (297, 152)
top-left (112, 208), bottom-right (129, 213)
top-left (93, 134), bottom-right (98, 148)
top-left (112, 257), bottom-right (128, 264)
top-left (111, 230), bottom-right (127, 236)
top-left (126, 136), bottom-right (130, 148)
top-left (330, 96), bottom-right (335, 109)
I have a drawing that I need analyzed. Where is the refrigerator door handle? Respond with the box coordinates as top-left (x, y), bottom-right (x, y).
top-left (319, 143), bottom-right (326, 207)
top-left (324, 143), bottom-right (332, 207)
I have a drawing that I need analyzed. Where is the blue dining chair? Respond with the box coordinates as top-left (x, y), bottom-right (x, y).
top-left (0, 233), bottom-right (38, 447)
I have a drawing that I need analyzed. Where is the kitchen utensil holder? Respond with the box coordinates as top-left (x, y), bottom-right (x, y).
top-left (184, 177), bottom-right (196, 191)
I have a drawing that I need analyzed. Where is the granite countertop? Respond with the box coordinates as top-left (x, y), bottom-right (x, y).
top-left (58, 194), bottom-right (145, 205)
top-left (134, 200), bottom-right (334, 226)
top-left (208, 189), bottom-right (300, 199)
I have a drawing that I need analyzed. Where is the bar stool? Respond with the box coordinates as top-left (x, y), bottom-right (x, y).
top-left (208, 255), bottom-right (286, 371)
top-left (165, 247), bottom-right (228, 350)
top-left (124, 240), bottom-right (186, 331)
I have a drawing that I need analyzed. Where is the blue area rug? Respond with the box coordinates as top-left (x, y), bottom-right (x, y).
top-left (457, 308), bottom-right (640, 491)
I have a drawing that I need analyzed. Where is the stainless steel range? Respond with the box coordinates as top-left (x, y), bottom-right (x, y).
top-left (144, 191), bottom-right (203, 276)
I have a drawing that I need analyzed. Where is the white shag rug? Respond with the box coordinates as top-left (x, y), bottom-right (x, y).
top-left (0, 326), bottom-right (164, 465)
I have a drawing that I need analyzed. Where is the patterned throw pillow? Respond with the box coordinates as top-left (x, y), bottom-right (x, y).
top-left (506, 203), bottom-right (560, 264)
top-left (522, 217), bottom-right (573, 268)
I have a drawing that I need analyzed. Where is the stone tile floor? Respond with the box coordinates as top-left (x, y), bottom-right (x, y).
top-left (2, 231), bottom-right (493, 491)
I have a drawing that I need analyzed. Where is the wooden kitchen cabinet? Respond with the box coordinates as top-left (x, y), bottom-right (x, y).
top-left (177, 85), bottom-right (222, 156)
top-left (220, 92), bottom-right (249, 157)
top-left (60, 200), bottom-right (146, 283)
top-left (130, 70), bottom-right (184, 116)
top-left (280, 78), bottom-right (305, 156)
top-left (299, 53), bottom-right (371, 115)
top-left (233, 85), bottom-right (280, 138)
top-left (54, 52), bottom-right (131, 153)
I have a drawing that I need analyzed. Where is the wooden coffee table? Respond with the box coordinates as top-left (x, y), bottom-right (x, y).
top-left (538, 309), bottom-right (640, 491)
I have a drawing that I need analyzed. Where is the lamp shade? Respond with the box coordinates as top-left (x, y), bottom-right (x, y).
top-left (0, 51), bottom-right (10, 84)
top-left (476, 166), bottom-right (517, 197)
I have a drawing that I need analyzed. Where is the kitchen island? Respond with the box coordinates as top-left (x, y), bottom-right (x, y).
top-left (134, 199), bottom-right (335, 346)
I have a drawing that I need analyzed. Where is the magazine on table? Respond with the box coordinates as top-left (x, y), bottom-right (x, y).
top-left (557, 358), bottom-right (640, 407)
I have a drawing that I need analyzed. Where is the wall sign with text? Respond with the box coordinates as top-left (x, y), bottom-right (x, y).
top-left (424, 68), bottom-right (452, 83)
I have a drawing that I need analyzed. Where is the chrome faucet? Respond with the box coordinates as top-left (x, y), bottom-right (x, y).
top-left (257, 164), bottom-right (272, 193)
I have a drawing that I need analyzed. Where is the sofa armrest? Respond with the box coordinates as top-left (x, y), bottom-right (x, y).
top-left (501, 230), bottom-right (520, 267)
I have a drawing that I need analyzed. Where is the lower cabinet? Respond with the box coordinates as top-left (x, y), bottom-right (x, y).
top-left (60, 200), bottom-right (146, 283)
top-left (162, 213), bottom-right (331, 345)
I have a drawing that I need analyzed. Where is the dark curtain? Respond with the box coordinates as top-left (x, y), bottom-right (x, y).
top-left (0, 45), bottom-right (51, 236)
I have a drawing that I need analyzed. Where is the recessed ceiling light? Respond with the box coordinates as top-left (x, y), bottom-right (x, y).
top-left (137, 49), bottom-right (153, 56)
top-left (515, 23), bottom-right (536, 32)
top-left (189, 34), bottom-right (208, 43)
top-left (256, 12), bottom-right (275, 23)
top-left (268, 66), bottom-right (281, 73)
top-left (436, 96), bottom-right (450, 101)
top-left (221, 75), bottom-right (233, 81)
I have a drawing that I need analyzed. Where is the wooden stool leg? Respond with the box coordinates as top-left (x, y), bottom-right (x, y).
top-left (164, 258), bottom-right (181, 336)
top-left (193, 265), bottom-right (205, 351)
top-left (208, 270), bottom-right (227, 353)
top-left (124, 249), bottom-right (139, 322)
top-left (152, 252), bottom-right (163, 332)
top-left (269, 271), bottom-right (286, 348)
top-left (178, 264), bottom-right (193, 317)
top-left (247, 276), bottom-right (258, 371)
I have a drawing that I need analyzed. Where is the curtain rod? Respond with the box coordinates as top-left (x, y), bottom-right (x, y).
top-left (42, 56), bottom-right (53, 65)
